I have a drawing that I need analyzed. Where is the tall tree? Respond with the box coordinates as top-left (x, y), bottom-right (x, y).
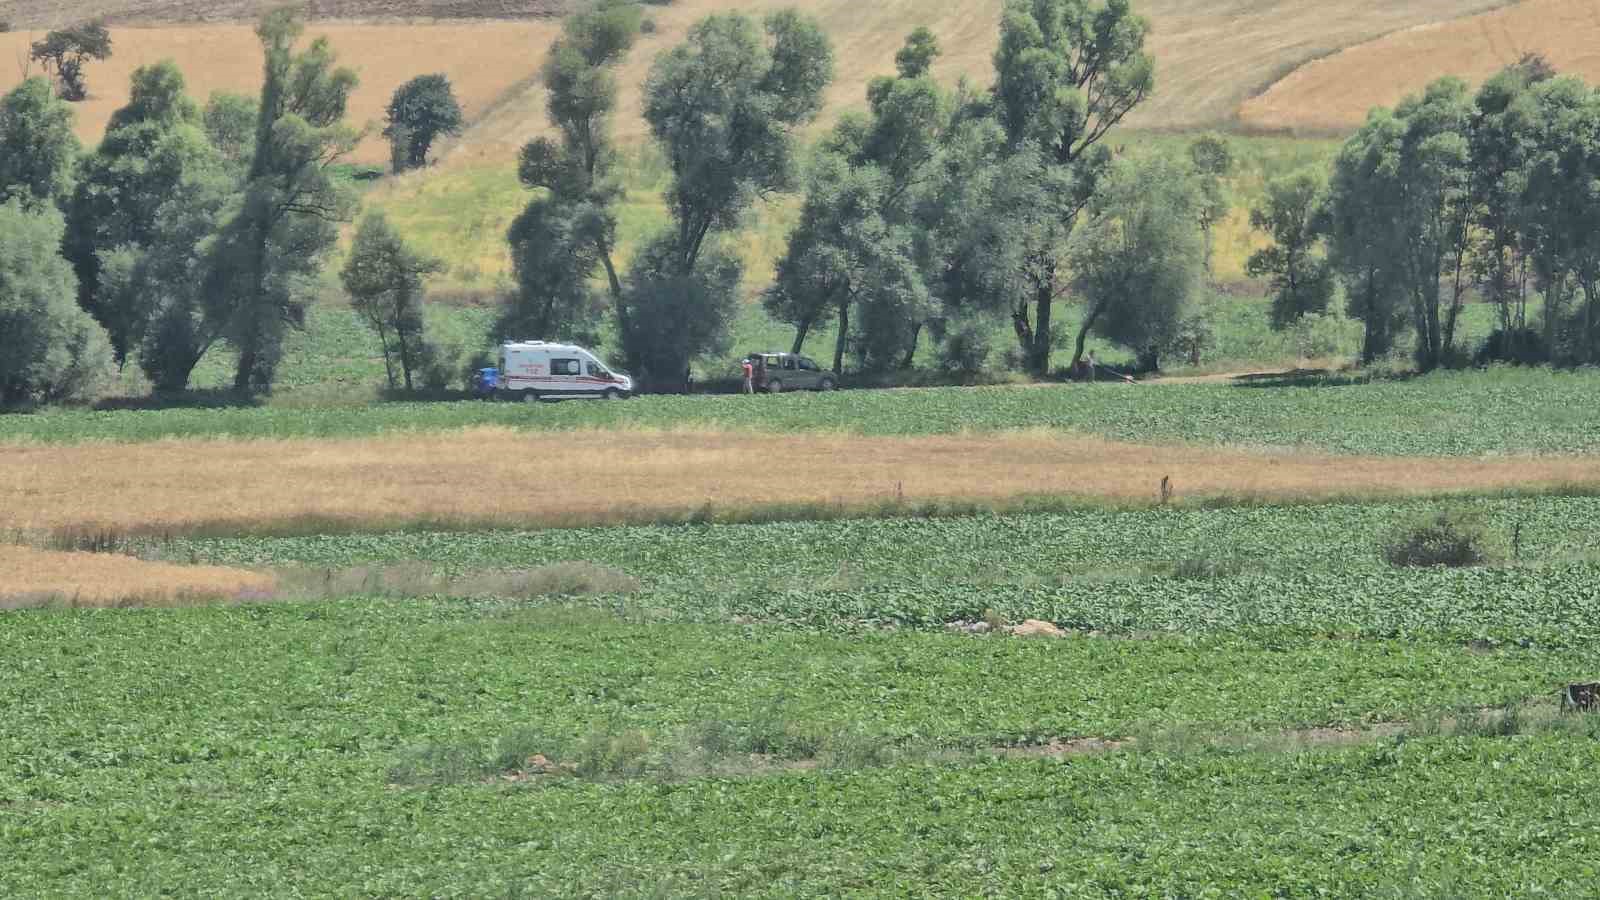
top-left (384, 74), bottom-right (464, 172)
top-left (30, 23), bottom-right (113, 102)
top-left (63, 60), bottom-right (221, 363)
top-left (1066, 151), bottom-right (1203, 372)
top-left (501, 0), bottom-right (639, 345)
top-left (341, 213), bottom-right (443, 391)
top-left (1245, 169), bottom-right (1335, 330)
top-left (1522, 76), bottom-right (1600, 363)
top-left (1468, 60), bottom-right (1546, 359)
top-left (203, 91), bottom-right (260, 170)
top-left (1189, 133), bottom-right (1233, 280)
top-left (988, 0), bottom-right (1154, 374)
top-left (1325, 109), bottom-right (1409, 364)
top-left (0, 201), bottom-right (113, 405)
top-left (766, 28), bottom-right (945, 372)
top-left (204, 9), bottom-right (358, 392)
top-left (628, 9), bottom-right (834, 386)
top-left (0, 78), bottom-right (79, 209)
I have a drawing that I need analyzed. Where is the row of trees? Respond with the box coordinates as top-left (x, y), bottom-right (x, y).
top-left (506, 0), bottom-right (1220, 386)
top-left (3, 9), bottom-right (479, 404)
top-left (1, 9), bottom-right (360, 402)
top-left (1251, 56), bottom-right (1600, 370)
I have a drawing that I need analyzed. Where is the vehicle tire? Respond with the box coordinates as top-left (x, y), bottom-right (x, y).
top-left (521, 390), bottom-right (540, 404)
top-left (767, 379), bottom-right (783, 394)
top-left (818, 377), bottom-right (836, 392)
top-left (604, 388), bottom-right (623, 400)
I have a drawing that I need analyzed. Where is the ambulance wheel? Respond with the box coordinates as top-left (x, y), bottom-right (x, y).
top-left (604, 388), bottom-right (623, 400)
top-left (521, 390), bottom-right (540, 404)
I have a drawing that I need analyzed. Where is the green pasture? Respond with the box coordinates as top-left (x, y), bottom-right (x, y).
top-left (11, 366), bottom-right (1600, 456)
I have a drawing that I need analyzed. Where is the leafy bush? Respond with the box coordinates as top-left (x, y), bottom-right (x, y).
top-left (0, 201), bottom-right (115, 405)
top-left (1382, 510), bottom-right (1501, 568)
top-left (1475, 328), bottom-right (1548, 366)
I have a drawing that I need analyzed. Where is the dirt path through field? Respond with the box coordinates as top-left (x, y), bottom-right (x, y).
top-left (5, 427), bottom-right (1599, 536)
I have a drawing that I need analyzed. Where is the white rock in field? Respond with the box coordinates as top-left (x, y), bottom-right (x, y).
top-left (1008, 619), bottom-right (1065, 638)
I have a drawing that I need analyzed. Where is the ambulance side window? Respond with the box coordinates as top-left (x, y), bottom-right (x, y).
top-left (551, 358), bottom-right (580, 376)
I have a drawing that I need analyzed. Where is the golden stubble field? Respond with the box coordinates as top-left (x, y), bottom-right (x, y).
top-left (2, 0), bottom-right (1513, 168)
top-left (1241, 0), bottom-right (1600, 134)
top-left (5, 427), bottom-right (1600, 537)
top-left (0, 21), bottom-right (560, 165)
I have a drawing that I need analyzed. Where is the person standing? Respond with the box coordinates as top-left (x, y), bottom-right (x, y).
top-left (1086, 349), bottom-right (1097, 382)
top-left (741, 358), bottom-right (754, 395)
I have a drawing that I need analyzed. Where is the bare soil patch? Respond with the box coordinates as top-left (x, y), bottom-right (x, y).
top-left (0, 545), bottom-right (274, 607)
top-left (4, 427), bottom-right (1599, 537)
top-left (1241, 0), bottom-right (1600, 134)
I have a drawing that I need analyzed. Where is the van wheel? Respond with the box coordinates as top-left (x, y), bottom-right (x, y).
top-left (521, 390), bottom-right (540, 404)
top-left (818, 377), bottom-right (836, 392)
top-left (767, 379), bottom-right (783, 394)
top-left (604, 388), bottom-right (623, 400)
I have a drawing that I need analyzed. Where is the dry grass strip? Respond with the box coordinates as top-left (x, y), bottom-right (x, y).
top-left (1240, 0), bottom-right (1600, 134)
top-left (0, 545), bottom-right (274, 608)
top-left (4, 427), bottom-right (1600, 537)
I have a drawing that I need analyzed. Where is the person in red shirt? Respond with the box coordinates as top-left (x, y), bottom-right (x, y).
top-left (741, 359), bottom-right (754, 394)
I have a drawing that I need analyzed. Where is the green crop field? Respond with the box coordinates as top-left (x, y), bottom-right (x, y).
top-left (10, 366), bottom-right (1600, 456)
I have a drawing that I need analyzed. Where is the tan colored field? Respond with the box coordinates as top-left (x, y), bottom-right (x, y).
top-left (1241, 0), bottom-right (1600, 134)
top-left (0, 545), bottom-right (274, 607)
top-left (4, 427), bottom-right (1599, 536)
top-left (450, 0), bottom-right (1509, 164)
top-left (0, 22), bottom-right (559, 164)
top-left (2, 0), bottom-right (1503, 170)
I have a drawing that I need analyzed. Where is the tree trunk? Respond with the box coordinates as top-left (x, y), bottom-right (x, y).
top-left (900, 321), bottom-right (922, 369)
top-left (833, 302), bottom-right (849, 375)
top-left (791, 314), bottom-right (813, 355)
top-left (1136, 346), bottom-right (1159, 374)
top-left (1030, 281), bottom-right (1054, 375)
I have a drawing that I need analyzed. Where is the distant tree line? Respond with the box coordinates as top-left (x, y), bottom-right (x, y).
top-left (1250, 54), bottom-right (1600, 370)
top-left (507, 0), bottom-right (1228, 389)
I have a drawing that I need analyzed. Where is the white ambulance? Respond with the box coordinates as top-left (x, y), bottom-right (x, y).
top-left (497, 341), bottom-right (634, 401)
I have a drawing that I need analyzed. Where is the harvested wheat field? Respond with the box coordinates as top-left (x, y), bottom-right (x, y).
top-left (4, 427), bottom-right (1599, 536)
top-left (0, 1), bottom-right (561, 28)
top-left (0, 545), bottom-right (274, 607)
top-left (1241, 0), bottom-right (1600, 134)
top-left (449, 0), bottom-right (1508, 164)
top-left (0, 22), bottom-right (559, 164)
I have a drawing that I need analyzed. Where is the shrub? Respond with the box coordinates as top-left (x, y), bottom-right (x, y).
top-left (1382, 509), bottom-right (1501, 568)
top-left (0, 202), bottom-right (115, 406)
top-left (639, 17), bottom-right (658, 34)
top-left (1475, 327), bottom-right (1548, 366)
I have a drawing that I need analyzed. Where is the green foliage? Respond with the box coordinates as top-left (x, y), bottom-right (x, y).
top-left (64, 61), bottom-right (220, 364)
top-left (0, 77), bottom-right (79, 209)
top-left (619, 235), bottom-right (743, 386)
top-left (383, 74), bottom-right (463, 172)
top-left (987, 0), bottom-right (1154, 374)
top-left (1383, 509), bottom-right (1501, 568)
top-left (0, 201), bottom-right (113, 405)
top-left (29, 22), bottom-right (112, 102)
top-left (1246, 169), bottom-right (1335, 330)
top-left (201, 91), bottom-right (258, 170)
top-left (341, 212), bottom-right (443, 391)
top-left (1069, 151), bottom-right (1205, 371)
top-left (500, 1), bottom-right (639, 349)
top-left (205, 9), bottom-right (359, 393)
top-left (11, 366), bottom-right (1600, 455)
top-left (630, 8), bottom-right (834, 385)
